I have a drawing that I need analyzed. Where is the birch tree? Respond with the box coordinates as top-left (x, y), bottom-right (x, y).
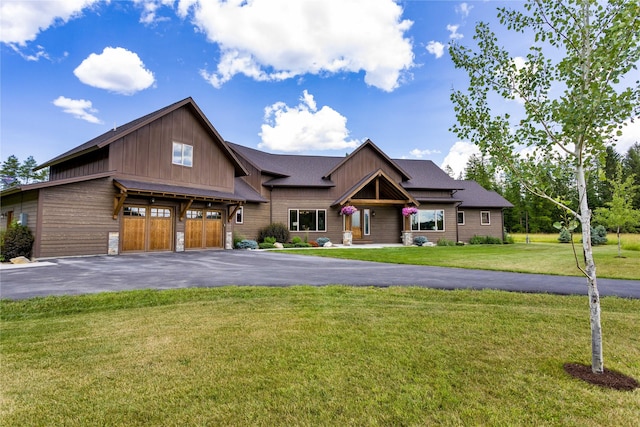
top-left (449, 0), bottom-right (640, 374)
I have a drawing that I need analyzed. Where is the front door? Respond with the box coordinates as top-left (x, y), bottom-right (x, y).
top-left (352, 211), bottom-right (362, 240)
top-left (349, 209), bottom-right (371, 241)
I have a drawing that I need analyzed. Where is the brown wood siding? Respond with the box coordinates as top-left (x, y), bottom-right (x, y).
top-left (410, 189), bottom-right (455, 199)
top-left (457, 208), bottom-right (504, 242)
top-left (329, 146), bottom-right (402, 196)
top-left (0, 191), bottom-right (39, 232)
top-left (107, 106), bottom-right (236, 192)
top-left (37, 178), bottom-right (116, 258)
top-left (233, 202), bottom-right (271, 241)
top-left (409, 203), bottom-right (458, 243)
top-left (49, 147), bottom-right (109, 181)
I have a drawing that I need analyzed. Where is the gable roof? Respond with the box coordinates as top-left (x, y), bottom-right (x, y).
top-left (37, 97), bottom-right (248, 177)
top-left (332, 169), bottom-right (419, 207)
top-left (456, 180), bottom-right (513, 208)
top-left (322, 139), bottom-right (412, 181)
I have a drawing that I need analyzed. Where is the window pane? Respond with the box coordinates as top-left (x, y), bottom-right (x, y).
top-left (236, 207), bottom-right (243, 223)
top-left (289, 210), bottom-right (298, 231)
top-left (299, 210), bottom-right (316, 231)
top-left (421, 210), bottom-right (435, 231)
top-left (183, 144), bottom-right (193, 167)
top-left (317, 210), bottom-right (326, 231)
top-left (206, 211), bottom-right (221, 220)
top-left (411, 213), bottom-right (419, 231)
top-left (436, 210), bottom-right (444, 231)
top-left (172, 142), bottom-right (182, 165)
top-left (363, 209), bottom-right (370, 235)
top-left (457, 211), bottom-right (464, 224)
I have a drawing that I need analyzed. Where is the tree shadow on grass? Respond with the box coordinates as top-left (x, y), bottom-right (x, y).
top-left (564, 363), bottom-right (639, 391)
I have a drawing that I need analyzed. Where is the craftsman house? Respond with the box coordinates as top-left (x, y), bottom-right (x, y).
top-left (1, 97), bottom-right (512, 259)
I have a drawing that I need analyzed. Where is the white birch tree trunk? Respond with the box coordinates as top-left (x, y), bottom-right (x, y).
top-left (576, 161), bottom-right (604, 374)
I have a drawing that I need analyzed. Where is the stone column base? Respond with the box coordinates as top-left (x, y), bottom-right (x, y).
top-left (342, 231), bottom-right (353, 246)
top-left (402, 231), bottom-right (413, 246)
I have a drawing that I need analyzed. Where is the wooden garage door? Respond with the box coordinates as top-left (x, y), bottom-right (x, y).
top-left (122, 206), bottom-right (173, 252)
top-left (185, 209), bottom-right (222, 249)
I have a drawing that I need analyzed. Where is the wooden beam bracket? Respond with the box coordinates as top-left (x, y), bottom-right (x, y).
top-left (179, 199), bottom-right (194, 221)
top-left (113, 192), bottom-right (127, 220)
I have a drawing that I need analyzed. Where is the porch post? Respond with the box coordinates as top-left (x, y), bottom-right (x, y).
top-left (402, 208), bottom-right (413, 246)
top-left (342, 213), bottom-right (352, 246)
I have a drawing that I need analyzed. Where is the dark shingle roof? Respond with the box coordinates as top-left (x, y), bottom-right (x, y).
top-left (395, 159), bottom-right (462, 190)
top-left (456, 180), bottom-right (513, 208)
top-left (114, 179), bottom-right (245, 202)
top-left (228, 142), bottom-right (339, 187)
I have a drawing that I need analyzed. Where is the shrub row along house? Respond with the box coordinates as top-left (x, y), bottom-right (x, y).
top-left (0, 98), bottom-right (512, 258)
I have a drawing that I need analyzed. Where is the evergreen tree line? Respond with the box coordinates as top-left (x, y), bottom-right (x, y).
top-left (0, 155), bottom-right (49, 189)
top-left (461, 143), bottom-right (640, 233)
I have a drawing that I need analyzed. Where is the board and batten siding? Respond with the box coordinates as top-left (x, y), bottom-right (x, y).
top-left (49, 147), bottom-right (110, 181)
top-left (108, 107), bottom-right (236, 192)
top-left (36, 178), bottom-right (116, 258)
top-left (328, 146), bottom-right (403, 196)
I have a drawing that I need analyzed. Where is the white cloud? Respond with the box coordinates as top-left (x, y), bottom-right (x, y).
top-left (133, 0), bottom-right (174, 25)
top-left (73, 47), bottom-right (155, 95)
top-left (441, 141), bottom-right (480, 178)
top-left (615, 118), bottom-right (640, 155)
top-left (408, 148), bottom-right (441, 158)
top-left (447, 24), bottom-right (463, 40)
top-left (52, 96), bottom-right (102, 124)
top-left (259, 90), bottom-right (360, 152)
top-left (0, 0), bottom-right (100, 47)
top-left (179, 0), bottom-right (414, 92)
top-left (425, 41), bottom-right (446, 59)
top-left (455, 2), bottom-right (473, 18)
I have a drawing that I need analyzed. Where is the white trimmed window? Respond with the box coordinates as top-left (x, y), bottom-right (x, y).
top-left (481, 211), bottom-right (491, 225)
top-left (289, 209), bottom-right (326, 232)
top-left (235, 207), bottom-right (244, 224)
top-left (172, 142), bottom-right (193, 167)
top-left (457, 211), bottom-right (465, 225)
top-left (411, 209), bottom-right (445, 231)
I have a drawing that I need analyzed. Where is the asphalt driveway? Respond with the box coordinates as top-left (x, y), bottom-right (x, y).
top-left (1, 250), bottom-right (638, 300)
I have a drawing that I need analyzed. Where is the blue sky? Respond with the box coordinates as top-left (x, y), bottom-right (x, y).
top-left (2, 0), bottom-right (639, 178)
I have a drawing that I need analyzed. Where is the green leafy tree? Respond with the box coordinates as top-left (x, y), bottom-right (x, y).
top-left (594, 165), bottom-right (640, 257)
top-left (623, 142), bottom-right (640, 209)
top-left (464, 154), bottom-right (497, 191)
top-left (0, 155), bottom-right (48, 188)
top-left (0, 155), bottom-right (20, 188)
top-left (450, 0), bottom-right (640, 374)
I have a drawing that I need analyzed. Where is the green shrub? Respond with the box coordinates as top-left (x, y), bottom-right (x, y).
top-left (316, 237), bottom-right (330, 247)
top-left (591, 225), bottom-right (608, 246)
top-left (233, 233), bottom-right (245, 248)
top-left (257, 223), bottom-right (289, 243)
top-left (1, 223), bottom-right (34, 260)
top-left (558, 228), bottom-right (572, 243)
top-left (436, 238), bottom-right (455, 246)
top-left (292, 236), bottom-right (303, 244)
top-left (413, 236), bottom-right (429, 246)
top-left (469, 235), bottom-right (503, 245)
top-left (503, 233), bottom-right (515, 244)
top-left (264, 236), bottom-right (276, 244)
top-left (235, 239), bottom-right (258, 250)
top-left (258, 242), bottom-right (275, 249)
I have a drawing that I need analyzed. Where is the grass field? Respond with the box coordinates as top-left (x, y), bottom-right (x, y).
top-left (511, 232), bottom-right (640, 251)
top-left (1, 287), bottom-right (639, 426)
top-left (285, 239), bottom-right (640, 280)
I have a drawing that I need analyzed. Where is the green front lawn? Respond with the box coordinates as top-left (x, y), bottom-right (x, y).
top-left (2, 287), bottom-right (639, 426)
top-left (284, 243), bottom-right (640, 280)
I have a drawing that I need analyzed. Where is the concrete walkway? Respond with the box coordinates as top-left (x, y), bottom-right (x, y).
top-left (1, 249), bottom-right (638, 300)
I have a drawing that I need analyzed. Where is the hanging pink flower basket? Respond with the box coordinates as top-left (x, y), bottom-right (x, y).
top-left (341, 205), bottom-right (358, 215)
top-left (402, 207), bottom-right (418, 217)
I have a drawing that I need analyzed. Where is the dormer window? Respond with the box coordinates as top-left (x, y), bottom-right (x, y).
top-left (172, 142), bottom-right (193, 167)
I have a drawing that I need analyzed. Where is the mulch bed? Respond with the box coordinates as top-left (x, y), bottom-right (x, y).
top-left (563, 363), bottom-right (639, 391)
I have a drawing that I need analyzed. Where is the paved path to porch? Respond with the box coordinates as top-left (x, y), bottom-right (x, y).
top-left (1, 249), bottom-right (638, 300)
